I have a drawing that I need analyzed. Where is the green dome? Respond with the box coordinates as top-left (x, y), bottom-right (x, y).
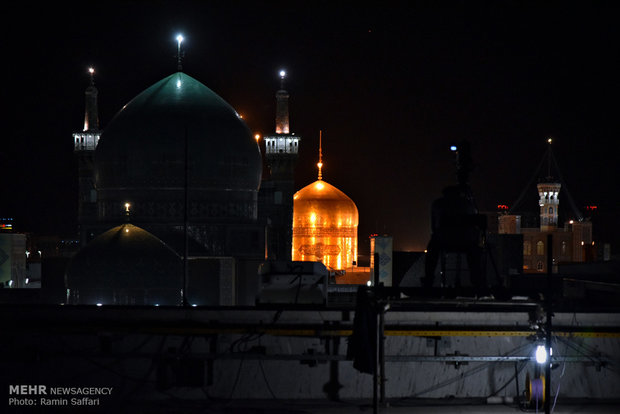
top-left (66, 224), bottom-right (183, 305)
top-left (95, 72), bottom-right (262, 191)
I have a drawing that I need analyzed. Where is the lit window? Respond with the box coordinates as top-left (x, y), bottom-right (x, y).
top-left (536, 241), bottom-right (545, 255)
top-left (524, 241), bottom-right (531, 256)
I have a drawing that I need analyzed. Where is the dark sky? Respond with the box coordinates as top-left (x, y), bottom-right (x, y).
top-left (2, 1), bottom-right (619, 253)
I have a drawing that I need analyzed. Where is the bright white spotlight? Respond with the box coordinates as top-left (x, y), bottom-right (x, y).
top-left (535, 345), bottom-right (548, 364)
top-left (279, 70), bottom-right (286, 78)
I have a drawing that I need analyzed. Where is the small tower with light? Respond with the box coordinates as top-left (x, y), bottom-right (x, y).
top-left (260, 70), bottom-right (301, 260)
top-left (73, 67), bottom-right (102, 244)
top-left (264, 70), bottom-right (300, 174)
top-left (537, 139), bottom-right (561, 232)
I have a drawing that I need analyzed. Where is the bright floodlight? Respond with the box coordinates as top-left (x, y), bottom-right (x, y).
top-left (279, 70), bottom-right (286, 78)
top-left (176, 34), bottom-right (184, 45)
top-left (535, 345), bottom-right (548, 364)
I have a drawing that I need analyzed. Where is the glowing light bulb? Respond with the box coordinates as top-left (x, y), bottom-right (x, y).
top-left (535, 345), bottom-right (547, 364)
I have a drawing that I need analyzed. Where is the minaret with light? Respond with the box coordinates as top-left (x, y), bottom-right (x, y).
top-left (537, 138), bottom-right (561, 232)
top-left (261, 70), bottom-right (301, 260)
top-left (73, 67), bottom-right (102, 244)
top-left (264, 70), bottom-right (300, 172)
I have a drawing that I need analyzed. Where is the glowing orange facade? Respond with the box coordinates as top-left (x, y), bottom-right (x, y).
top-left (292, 180), bottom-right (358, 270)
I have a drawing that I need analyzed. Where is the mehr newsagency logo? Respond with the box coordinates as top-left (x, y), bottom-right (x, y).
top-left (9, 385), bottom-right (113, 408)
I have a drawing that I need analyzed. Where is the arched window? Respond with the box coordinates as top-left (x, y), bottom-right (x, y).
top-left (549, 207), bottom-right (553, 214)
top-left (524, 241), bottom-right (531, 256)
top-left (536, 240), bottom-right (545, 255)
top-left (537, 261), bottom-right (544, 272)
top-left (561, 241), bottom-right (567, 255)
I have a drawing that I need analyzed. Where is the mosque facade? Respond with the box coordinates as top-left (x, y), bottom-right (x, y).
top-left (70, 64), bottom-right (362, 305)
top-left (497, 143), bottom-right (593, 273)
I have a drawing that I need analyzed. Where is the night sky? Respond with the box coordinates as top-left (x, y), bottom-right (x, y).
top-left (2, 1), bottom-right (619, 254)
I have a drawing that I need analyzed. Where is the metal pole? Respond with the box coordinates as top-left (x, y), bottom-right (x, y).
top-left (373, 308), bottom-right (379, 414)
top-left (545, 233), bottom-right (553, 414)
top-left (379, 308), bottom-right (386, 404)
top-left (183, 127), bottom-right (189, 306)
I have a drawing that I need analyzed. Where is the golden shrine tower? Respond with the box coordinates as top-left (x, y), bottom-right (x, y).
top-left (292, 134), bottom-right (358, 270)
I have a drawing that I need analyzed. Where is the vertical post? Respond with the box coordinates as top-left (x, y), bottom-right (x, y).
top-left (379, 308), bottom-right (386, 404)
top-left (373, 307), bottom-right (379, 414)
top-left (183, 127), bottom-right (189, 306)
top-left (544, 233), bottom-right (553, 414)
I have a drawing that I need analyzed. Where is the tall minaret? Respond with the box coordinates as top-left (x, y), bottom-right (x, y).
top-left (261, 70), bottom-right (301, 260)
top-left (537, 139), bottom-right (561, 232)
top-left (73, 67), bottom-right (102, 245)
top-left (264, 70), bottom-right (300, 177)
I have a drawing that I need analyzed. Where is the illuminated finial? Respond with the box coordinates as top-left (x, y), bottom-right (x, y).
top-left (124, 202), bottom-right (131, 221)
top-left (317, 130), bottom-right (323, 180)
top-left (279, 69), bottom-right (286, 89)
top-left (176, 34), bottom-right (184, 71)
top-left (548, 137), bottom-right (553, 144)
top-left (254, 133), bottom-right (260, 142)
top-left (88, 67), bottom-right (95, 85)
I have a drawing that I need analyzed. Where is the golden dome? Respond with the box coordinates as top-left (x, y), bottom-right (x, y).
top-left (292, 179), bottom-right (358, 270)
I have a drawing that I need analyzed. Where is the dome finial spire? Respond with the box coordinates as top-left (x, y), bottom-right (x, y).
top-left (88, 67), bottom-right (95, 86)
top-left (176, 34), bottom-right (184, 72)
top-left (317, 130), bottom-right (323, 180)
